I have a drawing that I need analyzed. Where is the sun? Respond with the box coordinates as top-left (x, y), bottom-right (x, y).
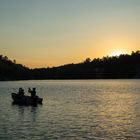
top-left (111, 50), bottom-right (126, 56)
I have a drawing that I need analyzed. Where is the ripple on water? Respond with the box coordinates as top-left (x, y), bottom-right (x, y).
top-left (0, 80), bottom-right (140, 140)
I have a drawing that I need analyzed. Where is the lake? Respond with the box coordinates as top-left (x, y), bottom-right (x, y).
top-left (0, 80), bottom-right (140, 140)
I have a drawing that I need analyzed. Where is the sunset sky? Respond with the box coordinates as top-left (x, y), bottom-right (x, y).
top-left (0, 0), bottom-right (140, 68)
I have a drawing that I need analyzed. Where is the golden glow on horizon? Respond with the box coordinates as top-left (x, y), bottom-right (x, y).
top-left (1, 1), bottom-right (140, 68)
top-left (6, 36), bottom-right (137, 68)
top-left (111, 50), bottom-right (126, 56)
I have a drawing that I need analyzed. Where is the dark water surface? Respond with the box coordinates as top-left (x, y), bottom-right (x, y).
top-left (0, 80), bottom-right (140, 140)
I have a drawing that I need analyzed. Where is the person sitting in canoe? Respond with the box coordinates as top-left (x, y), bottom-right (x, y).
top-left (18, 88), bottom-right (24, 96)
top-left (11, 88), bottom-right (43, 105)
top-left (28, 88), bottom-right (36, 98)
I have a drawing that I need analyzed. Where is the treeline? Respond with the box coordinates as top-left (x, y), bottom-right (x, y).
top-left (0, 55), bottom-right (31, 80)
top-left (0, 51), bottom-right (140, 80)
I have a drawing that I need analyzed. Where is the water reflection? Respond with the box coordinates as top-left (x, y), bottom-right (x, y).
top-left (0, 80), bottom-right (140, 139)
top-left (11, 103), bottom-right (41, 123)
top-left (96, 92), bottom-right (139, 139)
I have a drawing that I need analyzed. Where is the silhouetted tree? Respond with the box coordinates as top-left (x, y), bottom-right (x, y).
top-left (0, 50), bottom-right (140, 80)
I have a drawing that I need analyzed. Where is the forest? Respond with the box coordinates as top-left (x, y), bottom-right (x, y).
top-left (0, 51), bottom-right (140, 80)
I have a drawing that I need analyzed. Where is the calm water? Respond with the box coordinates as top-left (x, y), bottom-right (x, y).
top-left (0, 80), bottom-right (140, 140)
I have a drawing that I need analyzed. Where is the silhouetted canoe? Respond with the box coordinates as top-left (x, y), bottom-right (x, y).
top-left (11, 93), bottom-right (43, 105)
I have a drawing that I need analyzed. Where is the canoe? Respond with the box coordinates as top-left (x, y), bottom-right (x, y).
top-left (11, 93), bottom-right (43, 105)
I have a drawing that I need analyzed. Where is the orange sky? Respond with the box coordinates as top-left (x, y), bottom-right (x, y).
top-left (0, 0), bottom-right (140, 68)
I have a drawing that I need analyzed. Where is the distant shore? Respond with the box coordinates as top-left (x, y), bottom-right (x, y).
top-left (0, 51), bottom-right (140, 81)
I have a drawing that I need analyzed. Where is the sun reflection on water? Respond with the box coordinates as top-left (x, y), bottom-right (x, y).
top-left (96, 92), bottom-right (139, 138)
